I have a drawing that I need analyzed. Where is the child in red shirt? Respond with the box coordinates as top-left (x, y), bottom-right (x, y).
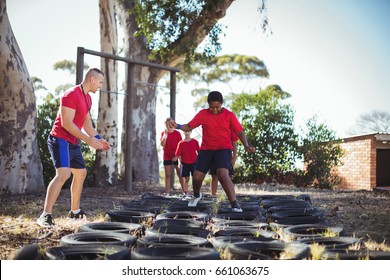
top-left (160, 117), bottom-right (183, 196)
top-left (174, 130), bottom-right (200, 196)
top-left (169, 91), bottom-right (255, 211)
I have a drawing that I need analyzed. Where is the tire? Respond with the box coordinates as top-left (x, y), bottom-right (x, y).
top-left (210, 236), bottom-right (275, 251)
top-left (227, 240), bottom-right (311, 260)
top-left (213, 226), bottom-right (277, 239)
top-left (322, 249), bottom-right (390, 260)
top-left (45, 245), bottom-right (131, 260)
top-left (270, 215), bottom-right (327, 226)
top-left (296, 237), bottom-right (361, 250)
top-left (156, 211), bottom-right (211, 222)
top-left (60, 232), bottom-right (137, 247)
top-left (214, 212), bottom-right (262, 222)
top-left (105, 210), bottom-right (155, 224)
top-left (153, 218), bottom-right (205, 229)
top-left (131, 246), bottom-right (220, 260)
top-left (78, 222), bottom-right (143, 235)
top-left (145, 226), bottom-right (211, 238)
top-left (282, 224), bottom-right (344, 240)
top-left (211, 220), bottom-right (269, 230)
top-left (164, 205), bottom-right (212, 214)
top-left (137, 234), bottom-right (212, 248)
top-left (270, 208), bottom-right (324, 218)
top-left (261, 199), bottom-right (310, 209)
top-left (13, 244), bottom-right (46, 260)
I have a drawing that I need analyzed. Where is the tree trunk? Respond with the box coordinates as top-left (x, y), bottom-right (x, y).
top-left (94, 0), bottom-right (119, 186)
top-left (116, 0), bottom-right (160, 185)
top-left (0, 0), bottom-right (44, 194)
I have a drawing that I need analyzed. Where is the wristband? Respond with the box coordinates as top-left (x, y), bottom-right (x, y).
top-left (177, 124), bottom-right (182, 129)
top-left (94, 134), bottom-right (102, 139)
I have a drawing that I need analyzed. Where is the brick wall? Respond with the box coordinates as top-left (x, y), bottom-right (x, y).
top-left (334, 135), bottom-right (376, 191)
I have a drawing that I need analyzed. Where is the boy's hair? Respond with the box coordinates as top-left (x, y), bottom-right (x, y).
top-left (207, 91), bottom-right (223, 103)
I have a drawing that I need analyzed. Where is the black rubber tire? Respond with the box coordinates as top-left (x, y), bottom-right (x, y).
top-left (13, 244), bottom-right (46, 260)
top-left (227, 240), bottom-right (311, 260)
top-left (156, 211), bottom-right (211, 222)
top-left (213, 212), bottom-right (262, 221)
top-left (131, 246), bottom-right (220, 260)
top-left (105, 210), bottom-right (155, 223)
top-left (211, 220), bottom-right (269, 230)
top-left (213, 227), bottom-right (277, 239)
top-left (137, 234), bottom-right (212, 248)
top-left (270, 215), bottom-right (327, 226)
top-left (267, 205), bottom-right (317, 214)
top-left (45, 245), bottom-right (131, 260)
top-left (145, 226), bottom-right (211, 238)
top-left (153, 218), bottom-right (205, 229)
top-left (270, 208), bottom-right (324, 218)
top-left (164, 205), bottom-right (212, 214)
top-left (78, 222), bottom-right (143, 235)
top-left (282, 224), bottom-right (344, 240)
top-left (322, 249), bottom-right (390, 260)
top-left (210, 236), bottom-right (275, 251)
top-left (261, 199), bottom-right (310, 209)
top-left (60, 232), bottom-right (137, 247)
top-left (296, 237), bottom-right (361, 250)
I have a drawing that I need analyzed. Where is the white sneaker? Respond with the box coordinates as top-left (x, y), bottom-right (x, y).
top-left (188, 193), bottom-right (202, 207)
top-left (232, 207), bottom-right (243, 212)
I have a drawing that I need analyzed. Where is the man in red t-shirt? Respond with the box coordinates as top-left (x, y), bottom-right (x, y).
top-left (174, 130), bottom-right (200, 196)
top-left (37, 68), bottom-right (110, 227)
top-left (160, 117), bottom-right (184, 196)
top-left (169, 91), bottom-right (255, 211)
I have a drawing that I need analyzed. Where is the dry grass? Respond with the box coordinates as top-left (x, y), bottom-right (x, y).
top-left (1, 182), bottom-right (389, 260)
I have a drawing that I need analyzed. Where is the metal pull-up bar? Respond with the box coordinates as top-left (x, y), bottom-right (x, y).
top-left (76, 47), bottom-right (180, 192)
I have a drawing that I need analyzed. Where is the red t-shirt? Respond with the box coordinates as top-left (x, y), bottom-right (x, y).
top-left (50, 85), bottom-right (91, 144)
top-left (161, 130), bottom-right (182, 160)
top-left (175, 138), bottom-right (200, 164)
top-left (188, 108), bottom-right (243, 150)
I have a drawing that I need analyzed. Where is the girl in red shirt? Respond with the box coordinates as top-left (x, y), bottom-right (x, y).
top-left (160, 117), bottom-right (183, 196)
top-left (174, 130), bottom-right (200, 196)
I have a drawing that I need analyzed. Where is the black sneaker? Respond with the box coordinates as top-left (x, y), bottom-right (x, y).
top-left (68, 209), bottom-right (87, 219)
top-left (36, 214), bottom-right (54, 228)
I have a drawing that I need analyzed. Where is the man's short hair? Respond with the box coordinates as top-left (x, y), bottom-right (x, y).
top-left (207, 91), bottom-right (223, 103)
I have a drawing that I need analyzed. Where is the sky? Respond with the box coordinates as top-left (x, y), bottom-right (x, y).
top-left (7, 0), bottom-right (390, 139)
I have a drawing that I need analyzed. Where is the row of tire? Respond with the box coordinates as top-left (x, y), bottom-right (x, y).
top-left (14, 192), bottom-right (390, 260)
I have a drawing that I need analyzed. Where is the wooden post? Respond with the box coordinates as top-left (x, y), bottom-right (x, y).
top-left (76, 47), bottom-right (84, 84)
top-left (125, 63), bottom-right (135, 192)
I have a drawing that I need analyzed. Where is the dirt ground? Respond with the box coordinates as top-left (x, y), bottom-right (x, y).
top-left (1, 182), bottom-right (389, 260)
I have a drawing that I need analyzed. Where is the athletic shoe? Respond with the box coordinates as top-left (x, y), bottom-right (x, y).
top-left (188, 193), bottom-right (202, 207)
top-left (231, 207), bottom-right (243, 213)
top-left (68, 209), bottom-right (87, 219)
top-left (36, 214), bottom-right (54, 228)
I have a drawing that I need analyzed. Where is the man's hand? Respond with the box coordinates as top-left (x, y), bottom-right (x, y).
top-left (99, 139), bottom-right (111, 151)
top-left (245, 146), bottom-right (256, 153)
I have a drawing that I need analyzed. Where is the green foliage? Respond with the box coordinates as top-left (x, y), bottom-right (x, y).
top-left (230, 85), bottom-right (300, 183)
top-left (299, 116), bottom-right (344, 189)
top-left (132, 0), bottom-right (224, 63)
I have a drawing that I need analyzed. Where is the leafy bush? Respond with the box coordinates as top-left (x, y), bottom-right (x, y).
top-left (299, 116), bottom-right (344, 189)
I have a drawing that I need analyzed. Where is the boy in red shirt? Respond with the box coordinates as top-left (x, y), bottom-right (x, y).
top-left (160, 117), bottom-right (183, 196)
top-left (174, 130), bottom-right (200, 196)
top-left (169, 91), bottom-right (255, 211)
